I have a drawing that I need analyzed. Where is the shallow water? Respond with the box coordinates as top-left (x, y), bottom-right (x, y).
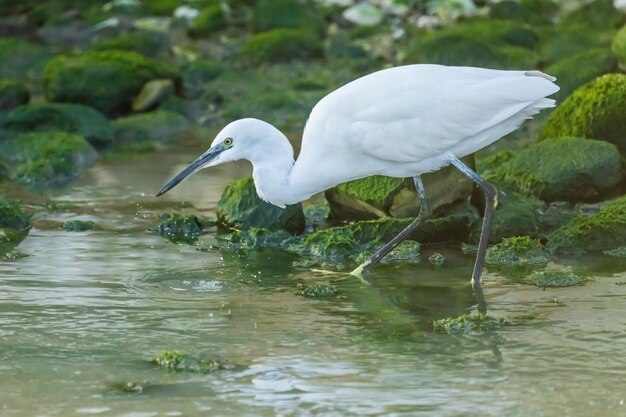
top-left (1, 136), bottom-right (626, 417)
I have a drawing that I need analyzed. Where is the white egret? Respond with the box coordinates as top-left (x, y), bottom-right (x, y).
top-left (157, 64), bottom-right (559, 294)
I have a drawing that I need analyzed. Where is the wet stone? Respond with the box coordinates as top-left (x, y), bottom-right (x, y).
top-left (428, 252), bottom-right (446, 266)
top-left (524, 271), bottom-right (584, 288)
top-left (153, 349), bottom-right (228, 373)
top-left (151, 213), bottom-right (203, 243)
top-left (433, 313), bottom-right (506, 334)
top-left (485, 236), bottom-right (550, 268)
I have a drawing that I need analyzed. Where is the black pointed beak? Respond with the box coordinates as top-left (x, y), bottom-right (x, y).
top-left (155, 145), bottom-right (225, 197)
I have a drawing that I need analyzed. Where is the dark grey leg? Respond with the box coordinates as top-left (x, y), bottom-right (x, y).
top-left (351, 176), bottom-right (432, 276)
top-left (449, 156), bottom-right (498, 313)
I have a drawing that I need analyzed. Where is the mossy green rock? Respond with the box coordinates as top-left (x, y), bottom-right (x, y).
top-left (0, 103), bottom-right (113, 147)
top-left (112, 110), bottom-right (190, 142)
top-left (558, 0), bottom-right (624, 31)
top-left (539, 74), bottom-right (626, 154)
top-left (489, 1), bottom-right (528, 20)
top-left (152, 213), bottom-right (203, 243)
top-left (486, 138), bottom-right (621, 202)
top-left (0, 196), bottom-right (30, 235)
top-left (433, 313), bottom-right (506, 334)
top-left (0, 79), bottom-right (29, 111)
top-left (520, 0), bottom-right (558, 24)
top-left (188, 5), bottom-right (227, 38)
top-left (612, 24), bottom-right (626, 70)
top-left (296, 283), bottom-right (338, 298)
top-left (217, 177), bottom-right (305, 234)
top-left (475, 192), bottom-right (544, 244)
top-left (544, 48), bottom-right (616, 103)
top-left (43, 50), bottom-right (180, 116)
top-left (219, 227), bottom-right (296, 250)
top-left (485, 236), bottom-right (550, 267)
top-left (252, 0), bottom-right (325, 34)
top-left (238, 29), bottom-right (324, 65)
top-left (63, 220), bottom-right (95, 232)
top-left (0, 37), bottom-right (52, 79)
top-left (547, 195), bottom-right (626, 254)
top-left (90, 30), bottom-right (170, 58)
top-left (144, 0), bottom-right (179, 15)
top-left (524, 271), bottom-right (583, 287)
top-left (0, 131), bottom-right (97, 190)
top-left (153, 349), bottom-right (227, 373)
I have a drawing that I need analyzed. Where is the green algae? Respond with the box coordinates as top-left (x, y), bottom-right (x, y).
top-left (296, 283), bottom-right (339, 299)
top-left (485, 236), bottom-right (550, 268)
top-left (153, 349), bottom-right (227, 373)
top-left (539, 74), bottom-right (626, 154)
top-left (428, 252), bottom-right (446, 266)
top-left (524, 271), bottom-right (584, 287)
top-left (62, 220), bottom-right (95, 232)
top-left (90, 30), bottom-right (170, 58)
top-left (433, 313), bottom-right (506, 334)
top-left (151, 213), bottom-right (203, 243)
top-left (111, 110), bottom-right (190, 143)
top-left (43, 50), bottom-right (180, 116)
top-left (326, 176), bottom-right (405, 219)
top-left (188, 5), bottom-right (227, 38)
top-left (547, 195), bottom-right (626, 254)
top-left (0, 197), bottom-right (30, 233)
top-left (238, 29), bottom-right (323, 65)
top-left (613, 24), bottom-right (626, 70)
top-left (217, 177), bottom-right (305, 234)
top-left (251, 0), bottom-right (325, 34)
top-left (0, 79), bottom-right (29, 111)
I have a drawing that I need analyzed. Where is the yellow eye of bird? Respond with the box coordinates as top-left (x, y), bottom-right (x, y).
top-left (224, 138), bottom-right (233, 146)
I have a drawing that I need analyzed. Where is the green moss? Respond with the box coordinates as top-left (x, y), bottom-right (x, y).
top-left (539, 74), bottom-right (626, 154)
top-left (151, 213), bottom-right (203, 243)
top-left (252, 0), bottom-right (325, 34)
top-left (217, 177), bottom-right (305, 234)
top-left (329, 176), bottom-right (405, 216)
top-left (0, 79), bottom-right (29, 111)
top-left (428, 252), bottom-right (446, 266)
top-left (0, 37), bottom-right (52, 80)
top-left (612, 24), bottom-right (626, 70)
top-left (218, 227), bottom-right (295, 250)
top-left (547, 195), bottom-right (626, 253)
top-left (296, 283), bottom-right (338, 298)
top-left (43, 50), bottom-right (180, 116)
top-left (188, 5), bottom-right (227, 38)
top-left (486, 138), bottom-right (621, 202)
top-left (0, 197), bottom-right (30, 233)
top-left (433, 313), bottom-right (506, 334)
top-left (181, 60), bottom-right (225, 95)
top-left (485, 236), bottom-right (550, 267)
top-left (539, 27), bottom-right (610, 66)
top-left (144, 0), bottom-right (179, 15)
top-left (524, 271), bottom-right (583, 287)
top-left (153, 349), bottom-right (227, 373)
top-left (0, 131), bottom-right (97, 190)
top-left (62, 220), bottom-right (95, 232)
top-left (603, 246), bottom-right (626, 257)
top-left (558, 0), bottom-right (624, 31)
top-left (520, 0), bottom-right (558, 24)
top-left (489, 1), bottom-right (528, 21)
top-left (544, 48), bottom-right (616, 103)
top-left (90, 30), bottom-right (170, 58)
top-left (0, 103), bottom-right (114, 147)
top-left (238, 29), bottom-right (324, 65)
top-left (112, 110), bottom-right (190, 143)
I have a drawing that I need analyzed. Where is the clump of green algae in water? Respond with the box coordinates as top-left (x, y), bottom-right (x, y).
top-left (62, 220), bottom-right (95, 231)
top-left (433, 313), bottom-right (506, 334)
top-left (153, 349), bottom-right (228, 373)
top-left (296, 283), bottom-right (339, 298)
top-left (524, 271), bottom-right (584, 287)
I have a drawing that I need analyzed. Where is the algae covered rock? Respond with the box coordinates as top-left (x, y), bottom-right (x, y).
top-left (612, 24), bottom-right (626, 70)
top-left (0, 79), bottom-right (29, 111)
top-left (62, 220), bottom-right (95, 232)
top-left (296, 283), bottom-right (339, 298)
top-left (547, 195), bottom-right (626, 254)
top-left (0, 103), bottom-right (114, 147)
top-left (112, 110), bottom-right (190, 142)
top-left (218, 227), bottom-right (295, 250)
top-left (151, 213), bottom-right (203, 243)
top-left (558, 0), bottom-right (624, 31)
top-left (238, 29), bottom-right (323, 65)
top-left (485, 236), bottom-right (550, 267)
top-left (43, 50), bottom-right (180, 115)
top-left (252, 0), bottom-right (325, 34)
top-left (188, 5), bottom-right (227, 38)
top-left (0, 37), bottom-right (52, 79)
top-left (0, 131), bottom-right (97, 190)
top-left (90, 30), bottom-right (170, 58)
top-left (433, 313), bottom-right (506, 334)
top-left (539, 74), bottom-right (626, 154)
top-left (475, 192), bottom-right (544, 244)
top-left (217, 177), bottom-right (305, 234)
top-left (0, 196), bottom-right (30, 235)
top-left (486, 137), bottom-right (621, 202)
top-left (524, 271), bottom-right (583, 287)
top-left (153, 349), bottom-right (228, 373)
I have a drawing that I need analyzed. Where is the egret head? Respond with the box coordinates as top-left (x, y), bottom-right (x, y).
top-left (156, 118), bottom-right (291, 197)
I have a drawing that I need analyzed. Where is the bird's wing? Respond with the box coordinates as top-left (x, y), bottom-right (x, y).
top-left (301, 65), bottom-right (558, 165)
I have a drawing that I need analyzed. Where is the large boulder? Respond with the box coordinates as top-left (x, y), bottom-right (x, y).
top-left (325, 156), bottom-right (474, 221)
top-left (89, 30), bottom-right (170, 59)
top-left (539, 74), bottom-right (626, 154)
top-left (43, 50), bottom-right (180, 116)
top-left (112, 110), bottom-right (190, 142)
top-left (0, 37), bottom-right (52, 80)
top-left (0, 79), bottom-right (29, 111)
top-left (0, 131), bottom-right (97, 190)
top-left (0, 103), bottom-right (114, 147)
top-left (547, 195), bottom-right (626, 254)
top-left (484, 137), bottom-right (621, 202)
top-left (187, 5), bottom-right (227, 38)
top-left (217, 177), bottom-right (305, 234)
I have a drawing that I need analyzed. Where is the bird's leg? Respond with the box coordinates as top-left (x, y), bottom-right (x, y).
top-left (449, 156), bottom-right (498, 314)
top-left (351, 176), bottom-right (432, 277)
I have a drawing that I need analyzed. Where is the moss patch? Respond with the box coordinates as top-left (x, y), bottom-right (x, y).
top-left (296, 283), bottom-right (338, 298)
top-left (613, 24), bottom-right (626, 70)
top-left (151, 213), bottom-right (203, 243)
top-left (524, 271), bottom-right (583, 287)
top-left (238, 29), bottom-right (323, 65)
top-left (90, 30), bottom-right (170, 58)
top-left (433, 313), bottom-right (506, 334)
top-left (485, 236), bottom-right (550, 267)
top-left (63, 220), bottom-right (95, 232)
top-left (153, 349), bottom-right (228, 373)
top-left (252, 0), bottom-right (325, 34)
top-left (112, 110), bottom-right (190, 142)
top-left (0, 196), bottom-right (30, 233)
top-left (0, 79), bottom-right (29, 111)
top-left (188, 5), bottom-right (227, 38)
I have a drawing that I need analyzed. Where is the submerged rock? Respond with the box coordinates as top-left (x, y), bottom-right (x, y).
top-left (217, 177), bottom-right (305, 234)
top-left (296, 283), bottom-right (339, 298)
top-left (153, 349), bottom-right (228, 373)
top-left (0, 131), bottom-right (98, 190)
top-left (485, 137), bottom-right (621, 202)
top-left (238, 29), bottom-right (324, 65)
top-left (0, 196), bottom-right (30, 236)
top-left (485, 236), bottom-right (550, 267)
top-left (151, 213), bottom-right (203, 243)
top-left (0, 79), bottom-right (29, 111)
top-left (112, 110), bottom-right (190, 142)
top-left (428, 252), bottom-right (446, 266)
top-left (62, 220), bottom-right (95, 232)
top-left (547, 195), bottom-right (626, 253)
top-left (0, 103), bottom-right (114, 147)
top-left (433, 313), bottom-right (506, 334)
top-left (539, 74), bottom-right (626, 155)
top-left (524, 271), bottom-right (584, 287)
top-left (43, 50), bottom-right (180, 116)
